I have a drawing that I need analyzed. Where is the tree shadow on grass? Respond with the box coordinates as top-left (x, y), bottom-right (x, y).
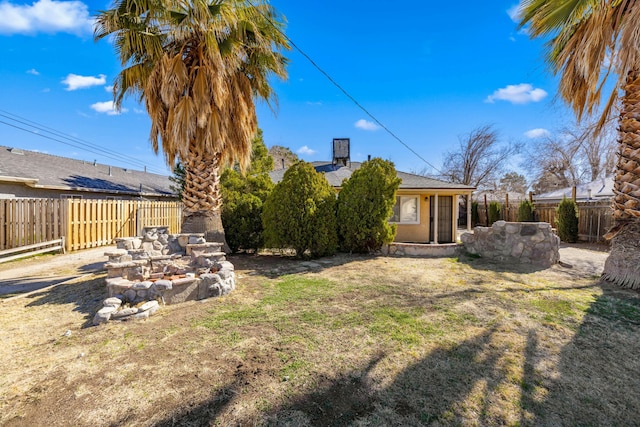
top-left (23, 275), bottom-right (105, 328)
top-left (257, 328), bottom-right (506, 426)
top-left (150, 328), bottom-right (505, 426)
top-left (229, 252), bottom-right (377, 280)
top-left (519, 282), bottom-right (640, 426)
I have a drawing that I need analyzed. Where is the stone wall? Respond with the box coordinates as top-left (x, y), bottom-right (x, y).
top-left (461, 221), bottom-right (559, 267)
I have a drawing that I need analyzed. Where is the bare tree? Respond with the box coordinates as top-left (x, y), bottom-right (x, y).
top-left (442, 125), bottom-right (520, 189)
top-left (526, 118), bottom-right (616, 193)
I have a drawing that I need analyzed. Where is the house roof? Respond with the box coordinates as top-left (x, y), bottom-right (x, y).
top-left (533, 176), bottom-right (613, 202)
top-left (269, 161), bottom-right (476, 191)
top-left (0, 146), bottom-right (176, 198)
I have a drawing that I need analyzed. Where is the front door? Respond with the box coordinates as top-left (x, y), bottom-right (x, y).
top-left (429, 196), bottom-right (453, 243)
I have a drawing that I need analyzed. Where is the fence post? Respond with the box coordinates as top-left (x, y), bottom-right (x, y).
top-left (484, 194), bottom-right (489, 226)
top-left (505, 193), bottom-right (509, 221)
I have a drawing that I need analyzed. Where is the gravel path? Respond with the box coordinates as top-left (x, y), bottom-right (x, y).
top-left (0, 246), bottom-right (113, 295)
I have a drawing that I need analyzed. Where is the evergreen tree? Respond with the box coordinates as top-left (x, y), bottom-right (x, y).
top-left (262, 161), bottom-right (337, 258)
top-left (336, 158), bottom-right (400, 252)
top-left (221, 130), bottom-right (274, 253)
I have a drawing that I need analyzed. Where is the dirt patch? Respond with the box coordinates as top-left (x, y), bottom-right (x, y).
top-left (2, 246), bottom-right (639, 426)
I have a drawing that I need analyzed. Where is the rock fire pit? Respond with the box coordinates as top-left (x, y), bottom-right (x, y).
top-left (93, 226), bottom-right (235, 325)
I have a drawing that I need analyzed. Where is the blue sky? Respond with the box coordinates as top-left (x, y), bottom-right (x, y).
top-left (0, 0), bottom-right (574, 177)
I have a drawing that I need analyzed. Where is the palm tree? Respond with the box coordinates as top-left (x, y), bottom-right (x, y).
top-left (519, 0), bottom-right (640, 288)
top-left (94, 0), bottom-right (288, 248)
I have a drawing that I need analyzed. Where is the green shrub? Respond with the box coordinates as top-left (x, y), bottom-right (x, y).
top-left (336, 158), bottom-right (401, 253)
top-left (262, 161), bottom-right (338, 258)
top-left (556, 198), bottom-right (579, 242)
top-left (488, 201), bottom-right (501, 225)
top-left (221, 131), bottom-right (273, 253)
top-left (471, 201), bottom-right (480, 226)
top-left (517, 199), bottom-right (535, 222)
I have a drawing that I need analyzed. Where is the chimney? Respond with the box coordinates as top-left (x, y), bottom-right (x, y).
top-left (332, 138), bottom-right (350, 167)
top-left (108, 166), bottom-right (112, 176)
top-left (144, 166), bottom-right (147, 173)
top-left (93, 160), bottom-right (97, 166)
top-left (367, 154), bottom-right (371, 161)
top-left (281, 158), bottom-right (285, 169)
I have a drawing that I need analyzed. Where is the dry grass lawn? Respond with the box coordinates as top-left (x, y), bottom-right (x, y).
top-left (1, 250), bottom-right (639, 426)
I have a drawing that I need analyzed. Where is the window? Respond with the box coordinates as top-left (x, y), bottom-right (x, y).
top-left (390, 196), bottom-right (419, 224)
top-left (60, 194), bottom-right (82, 200)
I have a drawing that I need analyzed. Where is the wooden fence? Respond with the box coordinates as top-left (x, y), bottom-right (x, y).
top-left (1, 198), bottom-right (182, 253)
top-left (474, 200), bottom-right (612, 242)
top-left (534, 201), bottom-right (612, 242)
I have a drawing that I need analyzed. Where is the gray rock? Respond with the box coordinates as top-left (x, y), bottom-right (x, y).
top-left (103, 297), bottom-right (123, 308)
top-left (152, 280), bottom-right (173, 291)
top-left (133, 310), bottom-right (150, 320)
top-left (124, 289), bottom-right (137, 303)
top-left (111, 307), bottom-right (139, 319)
top-left (132, 281), bottom-right (153, 290)
top-left (139, 300), bottom-right (159, 312)
top-left (93, 306), bottom-right (117, 326)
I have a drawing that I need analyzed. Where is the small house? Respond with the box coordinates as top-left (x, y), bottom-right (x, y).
top-left (0, 146), bottom-right (176, 200)
top-left (269, 139), bottom-right (475, 244)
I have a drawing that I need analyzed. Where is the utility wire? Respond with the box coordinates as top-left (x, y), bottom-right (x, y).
top-left (250, 1), bottom-right (444, 176)
top-left (0, 110), bottom-right (167, 175)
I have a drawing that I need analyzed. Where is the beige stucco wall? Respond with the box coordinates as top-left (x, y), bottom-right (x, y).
top-left (393, 190), bottom-right (472, 244)
top-left (394, 191), bottom-right (430, 243)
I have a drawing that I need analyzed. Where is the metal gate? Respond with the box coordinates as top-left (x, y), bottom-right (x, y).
top-left (430, 196), bottom-right (453, 243)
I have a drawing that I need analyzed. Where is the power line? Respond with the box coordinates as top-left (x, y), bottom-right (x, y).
top-left (0, 110), bottom-right (167, 175)
top-left (249, 1), bottom-right (444, 176)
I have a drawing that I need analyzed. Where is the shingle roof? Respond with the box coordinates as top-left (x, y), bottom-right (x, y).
top-left (0, 146), bottom-right (175, 197)
top-left (269, 161), bottom-right (475, 191)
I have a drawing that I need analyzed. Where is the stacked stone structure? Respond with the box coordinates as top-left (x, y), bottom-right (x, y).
top-left (461, 221), bottom-right (560, 267)
top-left (93, 226), bottom-right (235, 325)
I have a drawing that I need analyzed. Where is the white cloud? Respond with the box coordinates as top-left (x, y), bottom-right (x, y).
top-left (297, 145), bottom-right (316, 155)
top-left (354, 119), bottom-right (379, 131)
top-left (104, 85), bottom-right (114, 93)
top-left (90, 101), bottom-right (126, 116)
top-left (524, 128), bottom-right (551, 139)
top-left (133, 108), bottom-right (146, 114)
top-left (27, 68), bottom-right (40, 75)
top-left (0, 0), bottom-right (93, 35)
top-left (485, 83), bottom-right (547, 104)
top-left (62, 73), bottom-right (106, 91)
top-left (507, 4), bottom-right (521, 22)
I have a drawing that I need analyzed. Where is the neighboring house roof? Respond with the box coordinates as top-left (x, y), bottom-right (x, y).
top-left (533, 176), bottom-right (613, 202)
top-left (269, 161), bottom-right (476, 191)
top-left (0, 146), bottom-right (176, 198)
top-left (474, 190), bottom-right (528, 203)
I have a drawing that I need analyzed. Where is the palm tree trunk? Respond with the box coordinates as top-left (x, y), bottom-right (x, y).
top-left (602, 73), bottom-right (640, 289)
top-left (181, 146), bottom-right (230, 252)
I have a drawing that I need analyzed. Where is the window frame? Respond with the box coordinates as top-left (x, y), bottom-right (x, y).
top-left (390, 195), bottom-right (420, 225)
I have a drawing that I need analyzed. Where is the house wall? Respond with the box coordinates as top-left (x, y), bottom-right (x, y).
top-left (394, 191), bottom-right (430, 243)
top-left (394, 191), bottom-right (472, 244)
